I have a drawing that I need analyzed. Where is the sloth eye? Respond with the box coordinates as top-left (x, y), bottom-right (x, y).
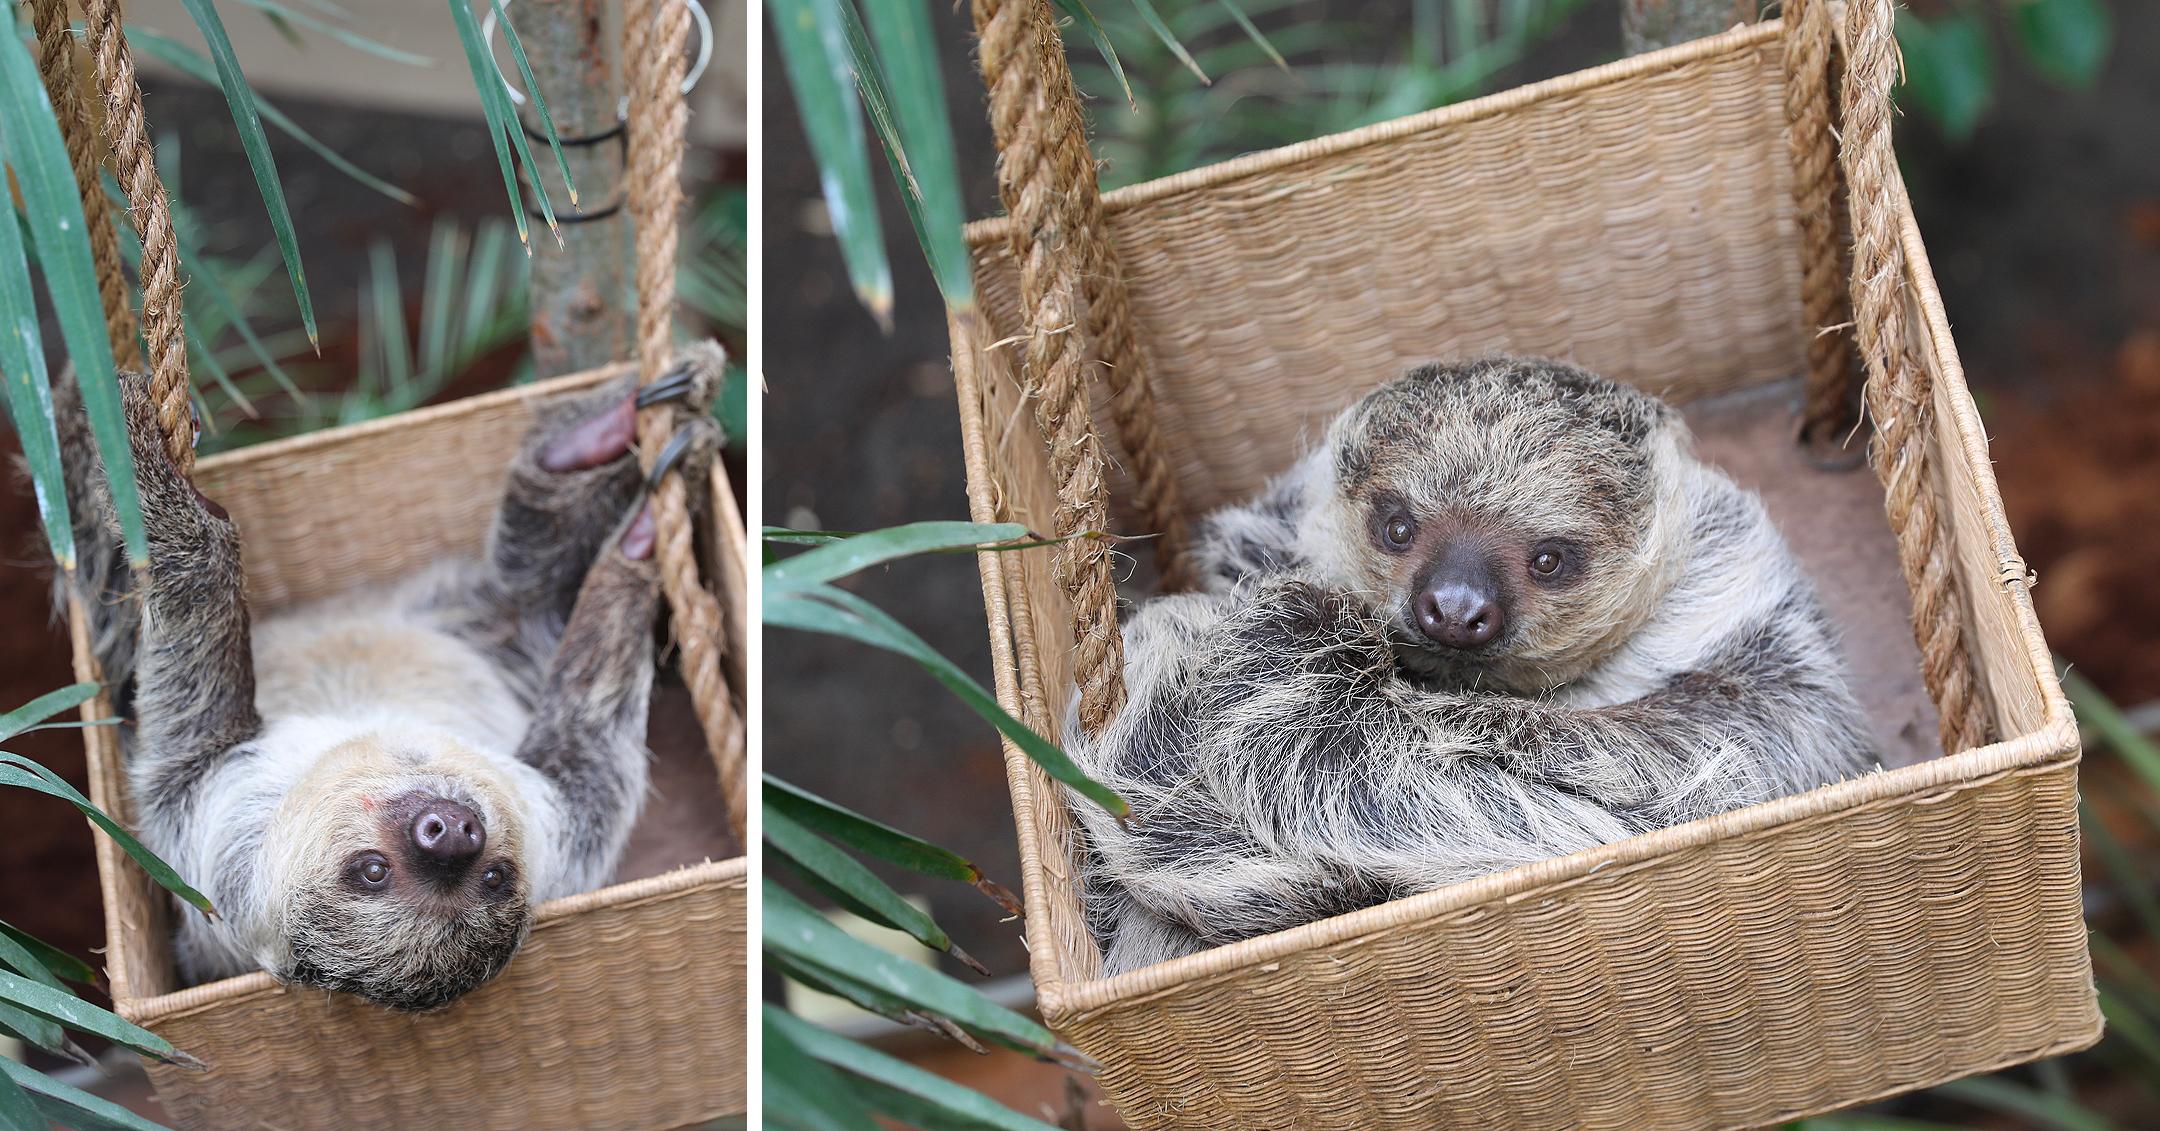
top-left (1382, 514), bottom-right (1416, 550)
top-left (356, 855), bottom-right (391, 888)
top-left (1528, 544), bottom-right (1572, 581)
top-left (482, 866), bottom-right (506, 891)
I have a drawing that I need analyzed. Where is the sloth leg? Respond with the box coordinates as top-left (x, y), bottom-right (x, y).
top-left (104, 377), bottom-right (264, 806)
top-left (512, 504), bottom-right (661, 888)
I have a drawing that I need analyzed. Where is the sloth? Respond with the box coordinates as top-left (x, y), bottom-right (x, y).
top-left (1068, 356), bottom-right (1877, 975)
top-left (46, 348), bottom-right (721, 1011)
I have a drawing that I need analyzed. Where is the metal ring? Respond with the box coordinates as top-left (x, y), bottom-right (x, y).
top-left (480, 0), bottom-right (713, 115)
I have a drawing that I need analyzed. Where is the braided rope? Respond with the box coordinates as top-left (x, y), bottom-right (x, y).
top-left (1783, 0), bottom-right (1859, 450)
top-left (626, 0), bottom-right (746, 841)
top-left (971, 0), bottom-right (1134, 733)
top-left (81, 0), bottom-right (192, 472)
top-left (988, 5), bottom-right (1187, 593)
top-left (1841, 0), bottom-right (1991, 752)
top-left (28, 0), bottom-right (141, 372)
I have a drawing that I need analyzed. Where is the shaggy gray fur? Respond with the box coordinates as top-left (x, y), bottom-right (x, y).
top-left (1068, 358), bottom-right (1877, 974)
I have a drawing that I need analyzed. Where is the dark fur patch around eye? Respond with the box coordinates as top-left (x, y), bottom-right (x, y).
top-left (1366, 492), bottom-right (1415, 553)
top-left (1527, 539), bottom-right (1588, 587)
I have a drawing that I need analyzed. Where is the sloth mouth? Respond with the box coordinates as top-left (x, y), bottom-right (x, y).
top-left (1388, 626), bottom-right (1514, 691)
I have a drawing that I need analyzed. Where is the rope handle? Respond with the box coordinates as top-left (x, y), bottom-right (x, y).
top-left (1835, 0), bottom-right (1993, 751)
top-left (977, 0), bottom-right (1991, 752)
top-left (29, 0), bottom-right (194, 473)
top-left (625, 0), bottom-right (748, 843)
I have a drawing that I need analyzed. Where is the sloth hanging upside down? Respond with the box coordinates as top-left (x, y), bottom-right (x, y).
top-left (47, 346), bottom-right (723, 1011)
top-left (1067, 357), bottom-right (1880, 975)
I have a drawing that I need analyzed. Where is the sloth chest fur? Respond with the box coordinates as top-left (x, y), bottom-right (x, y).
top-left (251, 608), bottom-right (529, 749)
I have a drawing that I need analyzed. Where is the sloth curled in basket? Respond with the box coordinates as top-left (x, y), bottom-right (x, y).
top-left (1067, 356), bottom-right (1879, 974)
top-left (43, 345), bottom-right (723, 1011)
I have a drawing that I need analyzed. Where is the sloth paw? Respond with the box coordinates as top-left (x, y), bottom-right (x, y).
top-left (539, 395), bottom-right (637, 472)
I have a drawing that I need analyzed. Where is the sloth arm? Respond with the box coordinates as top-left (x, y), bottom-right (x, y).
top-left (1439, 597), bottom-right (1874, 826)
top-left (511, 532), bottom-right (660, 894)
top-left (116, 379), bottom-right (264, 814)
top-left (1072, 578), bottom-right (1635, 950)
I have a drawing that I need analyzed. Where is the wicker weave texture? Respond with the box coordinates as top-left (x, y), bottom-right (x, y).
top-left (951, 21), bottom-right (2096, 1130)
top-left (971, 28), bottom-right (1805, 520)
top-left (74, 367), bottom-right (746, 1129)
top-left (144, 862), bottom-right (747, 1131)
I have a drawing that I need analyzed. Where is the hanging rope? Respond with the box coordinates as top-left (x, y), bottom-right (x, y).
top-left (1841, 0), bottom-right (1992, 753)
top-left (79, 0), bottom-right (192, 472)
top-left (967, 2), bottom-right (1188, 599)
top-left (1783, 0), bottom-right (1860, 452)
top-left (27, 0), bottom-right (141, 371)
top-left (625, 0), bottom-right (747, 842)
top-left (971, 0), bottom-right (1135, 734)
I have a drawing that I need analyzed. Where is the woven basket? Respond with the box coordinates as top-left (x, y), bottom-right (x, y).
top-left (35, 0), bottom-right (745, 1122)
top-left (68, 366), bottom-right (748, 1129)
top-left (947, 2), bottom-right (2100, 1127)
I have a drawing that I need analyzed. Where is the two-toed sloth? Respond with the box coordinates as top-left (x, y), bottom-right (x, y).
top-left (47, 347), bottom-right (721, 1011)
top-left (1069, 357), bottom-right (1878, 974)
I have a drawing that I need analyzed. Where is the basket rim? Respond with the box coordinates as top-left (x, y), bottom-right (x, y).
top-left (119, 855), bottom-right (747, 1024)
top-left (192, 362), bottom-right (633, 479)
top-left (962, 18), bottom-right (1790, 252)
top-left (950, 46), bottom-right (2078, 1022)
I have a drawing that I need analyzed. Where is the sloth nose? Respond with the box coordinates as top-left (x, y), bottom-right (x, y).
top-left (410, 799), bottom-right (486, 865)
top-left (1415, 584), bottom-right (1502, 649)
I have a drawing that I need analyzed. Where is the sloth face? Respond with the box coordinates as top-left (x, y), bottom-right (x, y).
top-left (1317, 358), bottom-right (1684, 692)
top-left (266, 737), bottom-right (533, 1011)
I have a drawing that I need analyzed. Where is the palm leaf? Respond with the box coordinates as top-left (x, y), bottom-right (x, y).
top-left (226, 0), bottom-right (433, 65)
top-left (177, 0), bottom-right (320, 350)
top-left (0, 924), bottom-right (95, 987)
top-left (129, 29), bottom-right (416, 206)
top-left (766, 584), bottom-right (1127, 817)
top-left (0, 971), bottom-right (192, 1065)
top-left (859, 0), bottom-right (975, 308)
top-left (0, 1057), bottom-right (170, 1131)
top-left (769, 0), bottom-right (892, 326)
top-left (1125, 0), bottom-right (1208, 82)
top-left (487, 0), bottom-right (577, 208)
top-left (764, 776), bottom-right (1021, 915)
top-left (764, 521), bottom-right (1027, 588)
top-left (764, 1007), bottom-right (881, 1131)
top-left (766, 804), bottom-right (985, 973)
top-left (1049, 0), bottom-right (1135, 106)
top-left (768, 1006), bottom-right (1066, 1131)
top-left (0, 30), bottom-right (141, 566)
top-left (0, 191), bottom-right (72, 570)
top-left (0, 753), bottom-right (212, 915)
top-left (765, 882), bottom-right (1072, 1060)
top-left (447, 0), bottom-right (538, 248)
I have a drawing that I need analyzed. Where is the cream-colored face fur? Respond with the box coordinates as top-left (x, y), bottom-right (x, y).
top-left (1300, 359), bottom-right (1690, 693)
top-left (262, 734), bottom-right (533, 1011)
